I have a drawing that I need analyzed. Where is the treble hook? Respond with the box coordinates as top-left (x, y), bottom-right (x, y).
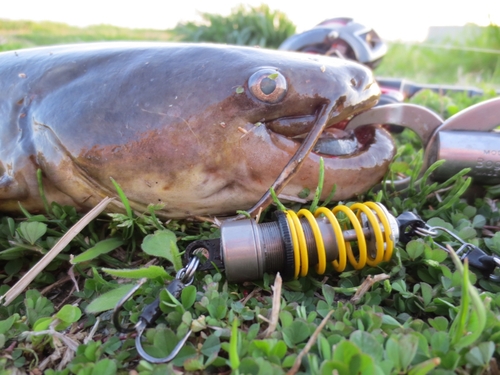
top-left (113, 256), bottom-right (200, 363)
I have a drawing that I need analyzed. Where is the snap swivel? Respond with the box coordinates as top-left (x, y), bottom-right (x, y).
top-left (112, 256), bottom-right (200, 363)
top-left (398, 212), bottom-right (500, 281)
top-left (416, 225), bottom-right (500, 282)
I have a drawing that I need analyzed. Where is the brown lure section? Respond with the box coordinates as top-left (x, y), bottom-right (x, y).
top-left (0, 42), bottom-right (394, 218)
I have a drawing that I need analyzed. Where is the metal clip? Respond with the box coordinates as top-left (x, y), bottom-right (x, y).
top-left (396, 211), bottom-right (500, 281)
top-left (415, 224), bottom-right (500, 282)
top-left (345, 97), bottom-right (500, 187)
top-left (113, 256), bottom-right (200, 363)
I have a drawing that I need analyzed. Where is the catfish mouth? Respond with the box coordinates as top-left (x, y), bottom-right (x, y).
top-left (265, 99), bottom-right (378, 157)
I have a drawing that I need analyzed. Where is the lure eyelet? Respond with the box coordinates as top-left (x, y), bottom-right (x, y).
top-left (248, 69), bottom-right (287, 103)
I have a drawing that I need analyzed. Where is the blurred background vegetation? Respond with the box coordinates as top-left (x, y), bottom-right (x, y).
top-left (171, 4), bottom-right (296, 48)
top-left (376, 23), bottom-right (500, 86)
top-left (1, 4), bottom-right (499, 86)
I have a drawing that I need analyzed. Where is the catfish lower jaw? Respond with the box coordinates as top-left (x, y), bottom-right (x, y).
top-left (312, 126), bottom-right (376, 157)
top-left (312, 129), bottom-right (358, 156)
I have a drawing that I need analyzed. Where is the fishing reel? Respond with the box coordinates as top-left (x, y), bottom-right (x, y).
top-left (279, 18), bottom-right (387, 69)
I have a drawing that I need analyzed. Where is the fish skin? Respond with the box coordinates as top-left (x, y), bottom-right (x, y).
top-left (0, 42), bottom-right (394, 218)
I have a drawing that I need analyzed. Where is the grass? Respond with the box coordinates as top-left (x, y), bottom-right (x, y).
top-left (1, 18), bottom-right (500, 375)
top-left (0, 19), bottom-right (174, 52)
top-left (171, 4), bottom-right (296, 48)
top-left (376, 42), bottom-right (500, 87)
top-left (377, 23), bottom-right (500, 87)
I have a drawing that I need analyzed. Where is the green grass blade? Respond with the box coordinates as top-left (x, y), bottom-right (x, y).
top-left (110, 177), bottom-right (133, 219)
top-left (270, 187), bottom-right (287, 212)
top-left (309, 157), bottom-right (324, 213)
top-left (229, 319), bottom-right (240, 371)
top-left (36, 169), bottom-right (51, 215)
top-left (71, 237), bottom-right (125, 264)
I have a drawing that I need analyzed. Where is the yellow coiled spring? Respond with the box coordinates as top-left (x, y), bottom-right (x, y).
top-left (284, 202), bottom-right (395, 278)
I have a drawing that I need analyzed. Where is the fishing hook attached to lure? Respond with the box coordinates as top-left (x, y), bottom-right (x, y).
top-left (113, 256), bottom-right (200, 363)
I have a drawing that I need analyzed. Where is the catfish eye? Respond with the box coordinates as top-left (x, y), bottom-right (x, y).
top-left (248, 69), bottom-right (287, 103)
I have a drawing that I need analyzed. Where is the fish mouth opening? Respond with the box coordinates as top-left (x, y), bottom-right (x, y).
top-left (264, 103), bottom-right (377, 157)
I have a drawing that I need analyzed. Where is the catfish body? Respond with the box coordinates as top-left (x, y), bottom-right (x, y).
top-left (0, 42), bottom-right (394, 218)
